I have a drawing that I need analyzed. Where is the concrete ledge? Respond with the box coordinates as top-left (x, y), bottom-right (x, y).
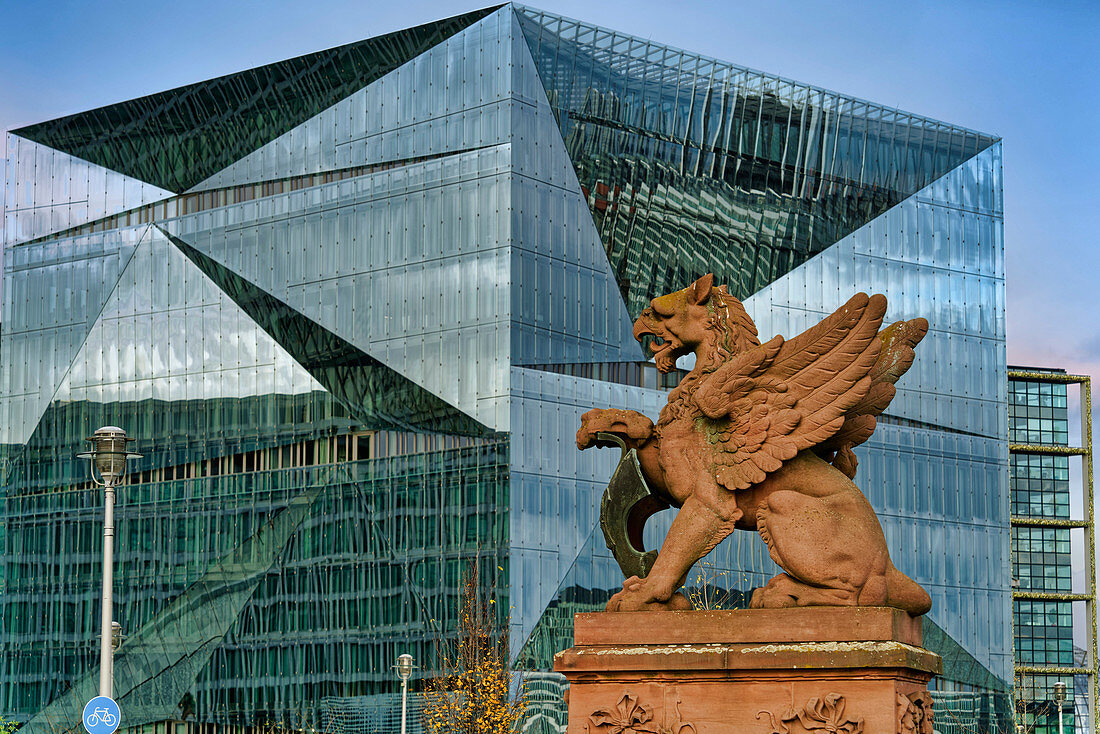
top-left (572, 606), bottom-right (923, 647)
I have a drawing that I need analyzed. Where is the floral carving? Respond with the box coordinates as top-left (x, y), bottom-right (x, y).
top-left (757, 693), bottom-right (864, 734)
top-left (896, 691), bottom-right (934, 734)
top-left (587, 692), bottom-right (697, 734)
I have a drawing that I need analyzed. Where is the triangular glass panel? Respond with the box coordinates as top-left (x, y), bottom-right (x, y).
top-left (923, 617), bottom-right (1011, 694)
top-left (743, 143), bottom-right (1005, 435)
top-left (0, 225), bottom-right (144, 478)
top-left (20, 482), bottom-right (324, 731)
top-left (4, 225), bottom-right (332, 492)
top-left (164, 144), bottom-right (513, 433)
top-left (2, 135), bottom-right (174, 246)
top-left (190, 6), bottom-right (515, 193)
top-left (506, 367), bottom-right (673, 646)
top-left (162, 228), bottom-right (491, 438)
top-left (12, 7), bottom-right (501, 193)
top-left (513, 527), bottom-right (622, 673)
top-left (509, 10), bottom-right (644, 365)
top-left (513, 5), bottom-right (1000, 318)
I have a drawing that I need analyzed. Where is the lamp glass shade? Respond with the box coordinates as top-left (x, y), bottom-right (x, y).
top-left (77, 426), bottom-right (141, 485)
top-left (396, 653), bottom-right (414, 680)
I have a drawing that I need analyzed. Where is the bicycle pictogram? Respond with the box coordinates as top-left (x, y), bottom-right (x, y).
top-left (86, 708), bottom-right (116, 727)
top-left (82, 696), bottom-right (121, 734)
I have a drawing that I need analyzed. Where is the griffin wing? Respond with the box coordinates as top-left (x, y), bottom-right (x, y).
top-left (815, 316), bottom-right (929, 478)
top-left (692, 293), bottom-right (887, 491)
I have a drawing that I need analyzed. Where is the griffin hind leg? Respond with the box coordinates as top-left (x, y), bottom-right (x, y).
top-left (753, 490), bottom-right (872, 608)
top-left (750, 573), bottom-right (859, 608)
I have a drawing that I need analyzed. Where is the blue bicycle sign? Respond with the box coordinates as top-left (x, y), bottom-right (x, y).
top-left (82, 696), bottom-right (121, 734)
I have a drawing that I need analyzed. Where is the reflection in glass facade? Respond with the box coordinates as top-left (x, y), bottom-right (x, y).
top-left (2, 4), bottom-right (1010, 732)
top-left (514, 6), bottom-right (998, 318)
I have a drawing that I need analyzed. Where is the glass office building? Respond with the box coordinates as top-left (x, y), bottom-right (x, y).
top-left (1008, 369), bottom-right (1096, 734)
top-left (1, 4), bottom-right (1011, 731)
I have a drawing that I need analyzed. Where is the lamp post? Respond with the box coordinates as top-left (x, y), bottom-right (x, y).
top-left (77, 426), bottom-right (141, 698)
top-left (395, 653), bottom-right (415, 734)
top-left (1053, 680), bottom-right (1067, 734)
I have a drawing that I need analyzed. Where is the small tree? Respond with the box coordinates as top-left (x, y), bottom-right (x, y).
top-left (422, 560), bottom-right (525, 734)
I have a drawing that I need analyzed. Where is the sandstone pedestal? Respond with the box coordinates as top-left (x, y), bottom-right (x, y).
top-left (554, 607), bottom-right (940, 734)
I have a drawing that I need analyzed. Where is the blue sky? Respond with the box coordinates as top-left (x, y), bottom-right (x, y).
top-left (2, 0), bottom-right (1098, 377)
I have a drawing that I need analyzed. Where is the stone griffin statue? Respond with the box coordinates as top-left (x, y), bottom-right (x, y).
top-left (577, 274), bottom-right (933, 616)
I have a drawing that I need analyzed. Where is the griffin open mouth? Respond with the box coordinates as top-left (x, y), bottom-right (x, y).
top-left (648, 335), bottom-right (669, 354)
top-left (649, 336), bottom-right (684, 372)
top-left (633, 316), bottom-right (681, 371)
top-left (639, 331), bottom-right (674, 359)
top-left (633, 323), bottom-right (667, 350)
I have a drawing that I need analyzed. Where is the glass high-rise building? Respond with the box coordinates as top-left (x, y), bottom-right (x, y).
top-left (1, 4), bottom-right (1012, 731)
top-left (1008, 368), bottom-right (1096, 734)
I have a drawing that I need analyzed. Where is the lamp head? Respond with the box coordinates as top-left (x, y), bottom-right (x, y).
top-left (396, 653), bottom-right (415, 681)
top-left (77, 426), bottom-right (142, 486)
top-left (1053, 680), bottom-right (1067, 704)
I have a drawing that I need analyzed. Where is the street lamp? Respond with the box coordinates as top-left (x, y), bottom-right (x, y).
top-left (395, 653), bottom-right (415, 734)
top-left (1053, 680), bottom-right (1067, 734)
top-left (77, 426), bottom-right (141, 698)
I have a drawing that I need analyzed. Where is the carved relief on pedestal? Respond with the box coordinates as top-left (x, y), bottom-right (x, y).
top-left (896, 691), bottom-right (934, 734)
top-left (587, 692), bottom-right (697, 734)
top-left (757, 693), bottom-right (864, 734)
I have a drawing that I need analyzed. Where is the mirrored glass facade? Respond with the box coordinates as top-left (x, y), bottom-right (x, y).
top-left (514, 6), bottom-right (998, 319)
top-left (1, 4), bottom-right (1010, 732)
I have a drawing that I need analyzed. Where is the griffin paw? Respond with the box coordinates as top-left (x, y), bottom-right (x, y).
top-left (605, 576), bottom-right (691, 611)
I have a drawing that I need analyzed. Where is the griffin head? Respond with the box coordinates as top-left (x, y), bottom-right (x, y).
top-left (633, 273), bottom-right (760, 373)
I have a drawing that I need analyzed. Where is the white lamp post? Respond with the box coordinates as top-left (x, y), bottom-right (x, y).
top-left (77, 426), bottom-right (141, 698)
top-left (1053, 680), bottom-right (1067, 734)
top-left (395, 653), bottom-right (415, 734)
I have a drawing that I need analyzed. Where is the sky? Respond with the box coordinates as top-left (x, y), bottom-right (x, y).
top-left (1, 0), bottom-right (1098, 377)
